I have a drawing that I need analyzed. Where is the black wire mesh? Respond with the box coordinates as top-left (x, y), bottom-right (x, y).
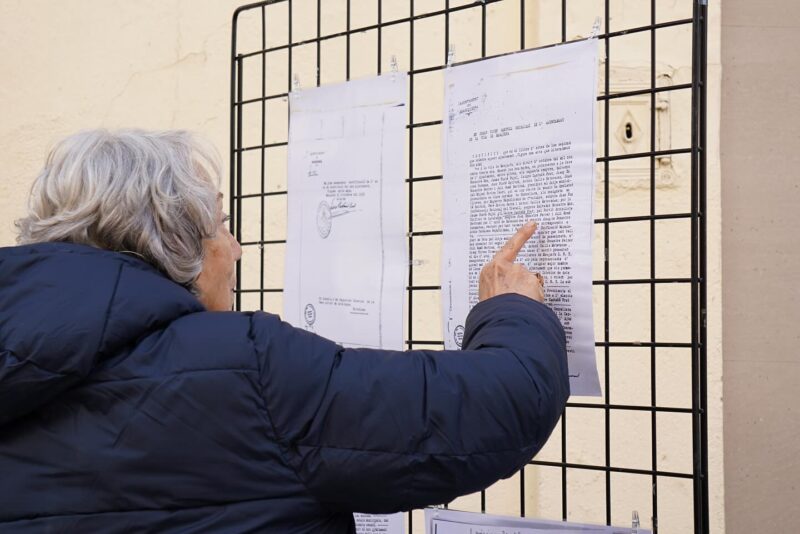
top-left (229, 1), bottom-right (708, 532)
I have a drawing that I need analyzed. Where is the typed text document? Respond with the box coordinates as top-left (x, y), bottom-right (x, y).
top-left (441, 39), bottom-right (601, 396)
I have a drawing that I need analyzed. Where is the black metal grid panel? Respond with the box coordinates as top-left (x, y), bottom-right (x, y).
top-left (229, 1), bottom-right (708, 532)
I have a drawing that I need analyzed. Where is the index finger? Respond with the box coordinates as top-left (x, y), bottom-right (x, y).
top-left (494, 221), bottom-right (538, 263)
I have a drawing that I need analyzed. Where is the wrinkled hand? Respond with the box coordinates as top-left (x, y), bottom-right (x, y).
top-left (478, 221), bottom-right (545, 303)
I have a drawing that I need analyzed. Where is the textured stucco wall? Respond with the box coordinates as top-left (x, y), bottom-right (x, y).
top-left (0, 0), bottom-right (243, 245)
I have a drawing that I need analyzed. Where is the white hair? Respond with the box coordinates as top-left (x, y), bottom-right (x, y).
top-left (16, 129), bottom-right (222, 287)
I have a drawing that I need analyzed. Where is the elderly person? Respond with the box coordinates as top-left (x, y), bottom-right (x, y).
top-left (0, 129), bottom-right (568, 533)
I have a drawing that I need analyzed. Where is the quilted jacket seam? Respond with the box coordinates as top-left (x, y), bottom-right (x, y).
top-left (294, 442), bottom-right (532, 459)
top-left (244, 315), bottom-right (325, 511)
top-left (94, 263), bottom-right (124, 361)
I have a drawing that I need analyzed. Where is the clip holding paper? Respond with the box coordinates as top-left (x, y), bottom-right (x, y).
top-left (590, 16), bottom-right (602, 39)
top-left (390, 54), bottom-right (399, 81)
top-left (290, 75), bottom-right (302, 101)
top-left (446, 44), bottom-right (456, 68)
top-left (631, 510), bottom-right (640, 534)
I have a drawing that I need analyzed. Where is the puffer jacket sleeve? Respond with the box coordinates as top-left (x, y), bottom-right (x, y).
top-left (248, 293), bottom-right (569, 514)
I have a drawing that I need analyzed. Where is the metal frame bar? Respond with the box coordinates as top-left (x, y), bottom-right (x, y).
top-left (229, 1), bottom-right (710, 531)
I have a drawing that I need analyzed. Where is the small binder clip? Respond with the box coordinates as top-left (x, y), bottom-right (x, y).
top-left (390, 54), bottom-right (399, 81)
top-left (446, 44), bottom-right (456, 68)
top-left (292, 74), bottom-right (301, 92)
top-left (631, 510), bottom-right (640, 534)
top-left (590, 16), bottom-right (602, 38)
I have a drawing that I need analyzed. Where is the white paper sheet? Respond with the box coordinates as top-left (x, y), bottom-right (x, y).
top-left (354, 512), bottom-right (405, 534)
top-left (425, 508), bottom-right (651, 534)
top-left (441, 39), bottom-right (601, 396)
top-left (284, 73), bottom-right (408, 349)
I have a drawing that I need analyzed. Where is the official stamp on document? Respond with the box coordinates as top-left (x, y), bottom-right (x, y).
top-left (303, 303), bottom-right (316, 326)
top-left (316, 201), bottom-right (332, 239)
top-left (454, 325), bottom-right (465, 348)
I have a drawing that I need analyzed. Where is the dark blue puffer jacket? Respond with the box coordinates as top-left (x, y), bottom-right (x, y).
top-left (0, 242), bottom-right (568, 533)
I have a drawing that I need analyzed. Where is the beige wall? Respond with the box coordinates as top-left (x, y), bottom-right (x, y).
top-left (0, 1), bottom-right (728, 532)
top-left (0, 0), bottom-right (244, 245)
top-left (721, 1), bottom-right (800, 532)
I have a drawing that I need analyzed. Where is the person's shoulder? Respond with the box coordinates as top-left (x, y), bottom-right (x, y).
top-left (165, 310), bottom-right (284, 371)
top-left (245, 310), bottom-right (341, 358)
top-left (98, 309), bottom-right (338, 385)
top-left (97, 311), bottom-right (287, 381)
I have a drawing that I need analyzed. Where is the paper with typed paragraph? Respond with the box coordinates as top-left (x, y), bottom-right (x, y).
top-left (441, 39), bottom-right (601, 396)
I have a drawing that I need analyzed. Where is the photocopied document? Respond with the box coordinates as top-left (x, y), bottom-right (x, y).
top-left (441, 39), bottom-right (602, 396)
top-left (425, 508), bottom-right (651, 534)
top-left (354, 512), bottom-right (404, 534)
top-left (284, 73), bottom-right (408, 349)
